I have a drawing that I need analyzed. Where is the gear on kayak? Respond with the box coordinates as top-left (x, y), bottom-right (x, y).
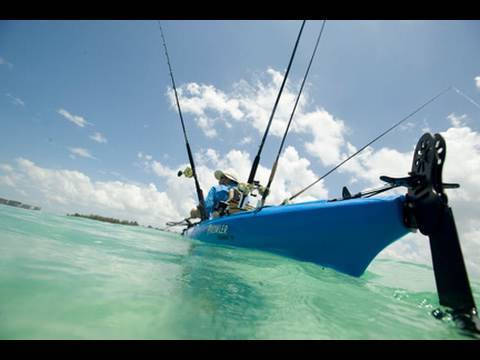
top-left (189, 170), bottom-right (259, 220)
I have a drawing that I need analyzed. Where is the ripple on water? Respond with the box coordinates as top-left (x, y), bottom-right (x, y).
top-left (0, 206), bottom-right (478, 339)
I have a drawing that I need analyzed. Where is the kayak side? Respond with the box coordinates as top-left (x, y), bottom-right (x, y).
top-left (184, 195), bottom-right (411, 277)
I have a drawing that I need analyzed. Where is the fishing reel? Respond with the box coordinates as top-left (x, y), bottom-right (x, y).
top-left (177, 166), bottom-right (193, 178)
top-left (380, 133), bottom-right (459, 234)
top-left (236, 180), bottom-right (267, 197)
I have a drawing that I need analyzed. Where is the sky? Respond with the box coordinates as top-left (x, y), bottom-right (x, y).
top-left (1, 20), bottom-right (480, 277)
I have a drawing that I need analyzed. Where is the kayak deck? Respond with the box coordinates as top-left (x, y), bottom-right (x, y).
top-left (184, 195), bottom-right (410, 277)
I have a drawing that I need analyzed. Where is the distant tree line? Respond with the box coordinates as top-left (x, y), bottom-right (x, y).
top-left (67, 213), bottom-right (139, 226)
top-left (0, 197), bottom-right (41, 210)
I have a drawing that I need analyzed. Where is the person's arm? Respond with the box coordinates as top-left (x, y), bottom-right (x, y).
top-left (204, 187), bottom-right (216, 217)
top-left (216, 185), bottom-right (231, 203)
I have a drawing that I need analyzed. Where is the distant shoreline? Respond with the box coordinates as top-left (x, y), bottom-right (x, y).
top-left (66, 213), bottom-right (169, 231)
top-left (67, 213), bottom-right (139, 226)
top-left (0, 197), bottom-right (41, 211)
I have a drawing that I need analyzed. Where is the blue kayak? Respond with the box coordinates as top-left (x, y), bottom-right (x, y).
top-left (184, 195), bottom-right (411, 277)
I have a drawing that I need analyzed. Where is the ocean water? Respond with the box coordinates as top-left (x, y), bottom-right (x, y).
top-left (0, 204), bottom-right (478, 340)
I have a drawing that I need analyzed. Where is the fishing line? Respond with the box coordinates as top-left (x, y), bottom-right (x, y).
top-left (157, 21), bottom-right (207, 220)
top-left (452, 86), bottom-right (480, 111)
top-left (247, 20), bottom-right (306, 184)
top-left (260, 20), bottom-right (327, 207)
top-left (285, 85), bottom-right (453, 203)
top-left (360, 184), bottom-right (399, 198)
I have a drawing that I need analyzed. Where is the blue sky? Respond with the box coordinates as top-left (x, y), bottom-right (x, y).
top-left (1, 20), bottom-right (478, 173)
top-left (1, 20), bottom-right (479, 202)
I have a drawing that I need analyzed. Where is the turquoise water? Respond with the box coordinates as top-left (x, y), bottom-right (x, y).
top-left (0, 204), bottom-right (478, 339)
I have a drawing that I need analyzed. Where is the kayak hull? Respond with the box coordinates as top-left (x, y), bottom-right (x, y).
top-left (184, 195), bottom-right (410, 277)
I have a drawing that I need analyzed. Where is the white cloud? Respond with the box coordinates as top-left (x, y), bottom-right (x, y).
top-left (294, 109), bottom-right (351, 166)
top-left (229, 68), bottom-right (303, 137)
top-left (151, 160), bottom-right (177, 178)
top-left (15, 188), bottom-right (28, 197)
top-left (399, 121), bottom-right (415, 131)
top-left (378, 232), bottom-right (432, 267)
top-left (58, 109), bottom-right (90, 127)
top-left (0, 175), bottom-right (16, 187)
top-left (167, 83), bottom-right (243, 138)
top-left (180, 83), bottom-right (244, 120)
top-left (69, 147), bottom-right (95, 159)
top-left (447, 113), bottom-right (467, 128)
top-left (5, 93), bottom-right (25, 107)
top-left (90, 132), bottom-right (107, 143)
top-left (257, 146), bottom-right (329, 204)
top-left (341, 145), bottom-right (412, 188)
top-left (173, 68), bottom-right (351, 167)
top-left (0, 167), bottom-right (24, 188)
top-left (475, 76), bottom-right (480, 89)
top-left (196, 116), bottom-right (217, 138)
top-left (3, 158), bottom-right (181, 227)
top-left (0, 56), bottom-right (13, 69)
top-left (240, 136), bottom-right (252, 145)
top-left (0, 164), bottom-right (14, 173)
top-left (440, 119), bottom-right (480, 203)
top-left (137, 152), bottom-right (153, 161)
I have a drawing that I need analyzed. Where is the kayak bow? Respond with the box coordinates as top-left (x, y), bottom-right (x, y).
top-left (185, 195), bottom-right (409, 277)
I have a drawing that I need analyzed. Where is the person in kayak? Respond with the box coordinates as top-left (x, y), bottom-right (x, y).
top-left (190, 170), bottom-right (240, 219)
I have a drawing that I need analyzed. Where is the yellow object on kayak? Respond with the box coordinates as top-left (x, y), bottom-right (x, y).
top-left (178, 166), bottom-right (193, 178)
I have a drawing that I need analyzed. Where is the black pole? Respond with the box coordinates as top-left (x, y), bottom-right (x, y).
top-left (260, 20), bottom-right (326, 206)
top-left (158, 21), bottom-right (207, 220)
top-left (247, 20), bottom-right (306, 184)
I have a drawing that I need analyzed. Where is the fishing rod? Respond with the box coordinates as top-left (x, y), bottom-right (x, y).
top-left (259, 20), bottom-right (327, 207)
top-left (284, 85), bottom-right (453, 204)
top-left (158, 21), bottom-right (207, 221)
top-left (247, 20), bottom-right (306, 185)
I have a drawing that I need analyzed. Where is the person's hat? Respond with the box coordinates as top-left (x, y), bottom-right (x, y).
top-left (214, 170), bottom-right (239, 183)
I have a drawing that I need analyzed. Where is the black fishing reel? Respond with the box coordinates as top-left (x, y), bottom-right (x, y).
top-left (409, 132), bottom-right (448, 200)
top-left (408, 133), bottom-right (454, 203)
top-left (380, 133), bottom-right (458, 234)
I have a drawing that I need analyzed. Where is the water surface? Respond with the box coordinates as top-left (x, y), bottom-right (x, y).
top-left (0, 204), bottom-right (478, 339)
